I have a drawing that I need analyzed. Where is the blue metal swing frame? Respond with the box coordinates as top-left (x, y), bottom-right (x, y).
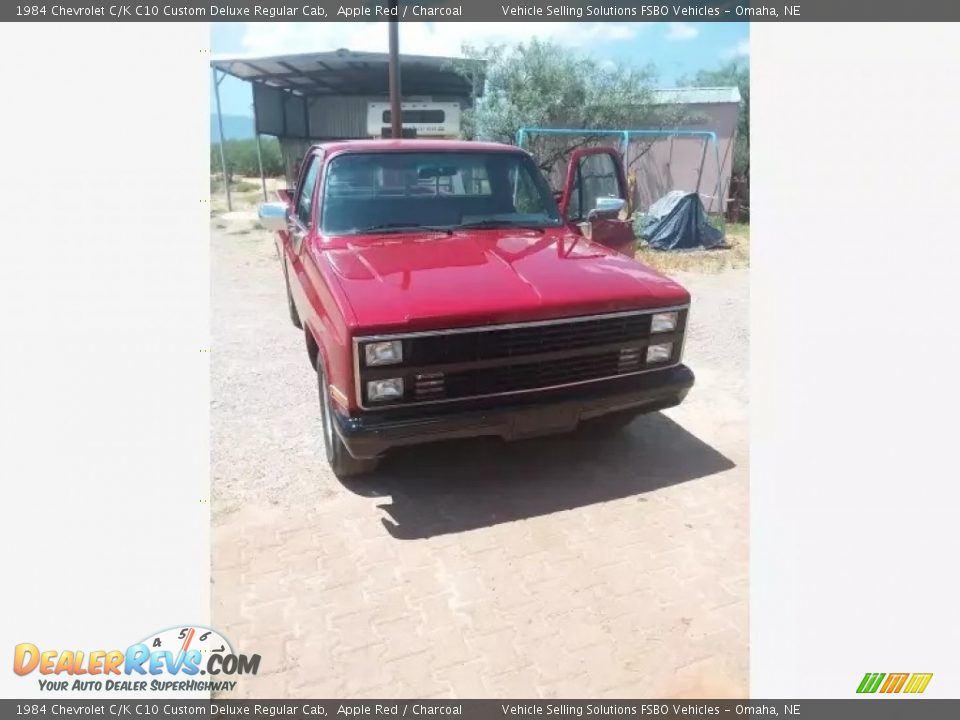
top-left (515, 127), bottom-right (724, 212)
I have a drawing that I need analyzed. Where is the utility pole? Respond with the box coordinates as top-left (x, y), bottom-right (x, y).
top-left (387, 3), bottom-right (402, 139)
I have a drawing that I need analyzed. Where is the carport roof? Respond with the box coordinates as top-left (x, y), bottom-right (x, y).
top-left (210, 49), bottom-right (482, 98)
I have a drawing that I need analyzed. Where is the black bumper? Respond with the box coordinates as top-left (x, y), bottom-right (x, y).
top-left (333, 365), bottom-right (695, 460)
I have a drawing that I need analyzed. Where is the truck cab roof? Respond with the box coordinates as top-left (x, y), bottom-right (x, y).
top-left (314, 139), bottom-right (527, 156)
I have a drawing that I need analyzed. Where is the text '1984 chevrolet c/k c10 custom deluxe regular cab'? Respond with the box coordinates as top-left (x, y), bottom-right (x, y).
top-left (258, 139), bottom-right (694, 477)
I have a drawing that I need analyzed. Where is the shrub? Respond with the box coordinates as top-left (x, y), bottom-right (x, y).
top-left (210, 137), bottom-right (284, 177)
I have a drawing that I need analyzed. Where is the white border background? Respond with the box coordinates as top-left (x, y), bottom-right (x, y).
top-left (0, 22), bottom-right (210, 698)
top-left (751, 23), bottom-right (960, 697)
top-left (0, 20), bottom-right (958, 700)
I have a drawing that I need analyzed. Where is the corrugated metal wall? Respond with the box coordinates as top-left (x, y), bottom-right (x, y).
top-left (306, 96), bottom-right (369, 138)
top-left (253, 84), bottom-right (308, 138)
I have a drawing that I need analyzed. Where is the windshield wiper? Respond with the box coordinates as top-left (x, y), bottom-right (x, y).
top-left (356, 223), bottom-right (452, 235)
top-left (455, 220), bottom-right (549, 233)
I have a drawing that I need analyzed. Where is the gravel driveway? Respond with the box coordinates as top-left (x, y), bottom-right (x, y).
top-left (211, 222), bottom-right (748, 698)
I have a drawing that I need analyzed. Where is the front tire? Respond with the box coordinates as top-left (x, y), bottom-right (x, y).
top-left (318, 364), bottom-right (379, 478)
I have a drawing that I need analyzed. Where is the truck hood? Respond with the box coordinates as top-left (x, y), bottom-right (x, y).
top-left (321, 228), bottom-right (690, 333)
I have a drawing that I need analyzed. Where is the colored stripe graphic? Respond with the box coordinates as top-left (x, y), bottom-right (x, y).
top-left (857, 673), bottom-right (885, 693)
top-left (857, 672), bottom-right (933, 694)
top-left (904, 673), bottom-right (933, 694)
top-left (880, 673), bottom-right (909, 693)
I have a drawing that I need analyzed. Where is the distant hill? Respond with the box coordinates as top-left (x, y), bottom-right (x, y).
top-left (210, 114), bottom-right (255, 141)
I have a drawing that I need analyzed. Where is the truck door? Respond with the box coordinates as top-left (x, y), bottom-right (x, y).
top-left (284, 154), bottom-right (321, 314)
top-left (557, 147), bottom-right (634, 254)
top-left (291, 155), bottom-right (320, 253)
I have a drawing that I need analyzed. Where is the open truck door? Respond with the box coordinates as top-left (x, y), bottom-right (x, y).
top-left (556, 147), bottom-right (635, 255)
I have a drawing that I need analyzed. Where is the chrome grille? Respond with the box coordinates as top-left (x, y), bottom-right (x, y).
top-left (354, 307), bottom-right (687, 408)
top-left (617, 347), bottom-right (643, 373)
top-left (404, 312), bottom-right (654, 365)
top-left (413, 372), bottom-right (445, 400)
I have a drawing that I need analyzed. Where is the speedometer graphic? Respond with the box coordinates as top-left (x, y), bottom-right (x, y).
top-left (138, 625), bottom-right (234, 671)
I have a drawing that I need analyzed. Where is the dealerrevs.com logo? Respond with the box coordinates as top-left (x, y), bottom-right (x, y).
top-left (14, 626), bottom-right (260, 693)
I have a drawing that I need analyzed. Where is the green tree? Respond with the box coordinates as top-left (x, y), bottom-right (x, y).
top-left (210, 137), bottom-right (284, 179)
top-left (454, 39), bottom-right (688, 179)
top-left (683, 60), bottom-right (749, 178)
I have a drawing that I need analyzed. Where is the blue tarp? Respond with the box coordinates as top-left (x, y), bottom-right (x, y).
top-left (639, 191), bottom-right (726, 251)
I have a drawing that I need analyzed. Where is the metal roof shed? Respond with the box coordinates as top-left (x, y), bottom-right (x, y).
top-left (646, 85), bottom-right (743, 214)
top-left (651, 86), bottom-right (742, 105)
top-left (210, 49), bottom-right (483, 209)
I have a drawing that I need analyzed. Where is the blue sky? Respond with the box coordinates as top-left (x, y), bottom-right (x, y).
top-left (211, 22), bottom-right (749, 118)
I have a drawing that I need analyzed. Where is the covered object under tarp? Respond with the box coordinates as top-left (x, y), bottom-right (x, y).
top-left (639, 191), bottom-right (726, 251)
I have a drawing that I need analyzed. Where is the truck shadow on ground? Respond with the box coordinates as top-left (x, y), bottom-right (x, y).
top-left (340, 412), bottom-right (734, 540)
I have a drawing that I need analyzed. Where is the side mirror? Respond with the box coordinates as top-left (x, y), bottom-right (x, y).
top-left (258, 201), bottom-right (289, 232)
top-left (586, 196), bottom-right (626, 222)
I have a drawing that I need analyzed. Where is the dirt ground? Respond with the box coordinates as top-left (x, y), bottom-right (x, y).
top-left (210, 209), bottom-right (748, 698)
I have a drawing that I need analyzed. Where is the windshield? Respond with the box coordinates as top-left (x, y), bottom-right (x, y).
top-left (320, 151), bottom-right (563, 236)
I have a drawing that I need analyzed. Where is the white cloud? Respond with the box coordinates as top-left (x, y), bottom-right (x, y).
top-left (238, 21), bottom-right (648, 58)
top-left (724, 38), bottom-right (750, 58)
top-left (666, 22), bottom-right (699, 41)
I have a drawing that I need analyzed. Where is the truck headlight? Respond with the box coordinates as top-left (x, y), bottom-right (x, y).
top-left (646, 343), bottom-right (673, 364)
top-left (367, 378), bottom-right (404, 402)
top-left (651, 311), bottom-right (678, 333)
top-left (364, 340), bottom-right (403, 366)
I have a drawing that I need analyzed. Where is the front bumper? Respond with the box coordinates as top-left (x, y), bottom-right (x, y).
top-left (333, 364), bottom-right (695, 459)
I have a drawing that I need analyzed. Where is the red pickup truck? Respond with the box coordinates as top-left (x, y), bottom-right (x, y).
top-left (259, 139), bottom-right (694, 477)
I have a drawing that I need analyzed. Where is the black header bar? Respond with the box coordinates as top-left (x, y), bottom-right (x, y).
top-left (6, 0), bottom-right (960, 22)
